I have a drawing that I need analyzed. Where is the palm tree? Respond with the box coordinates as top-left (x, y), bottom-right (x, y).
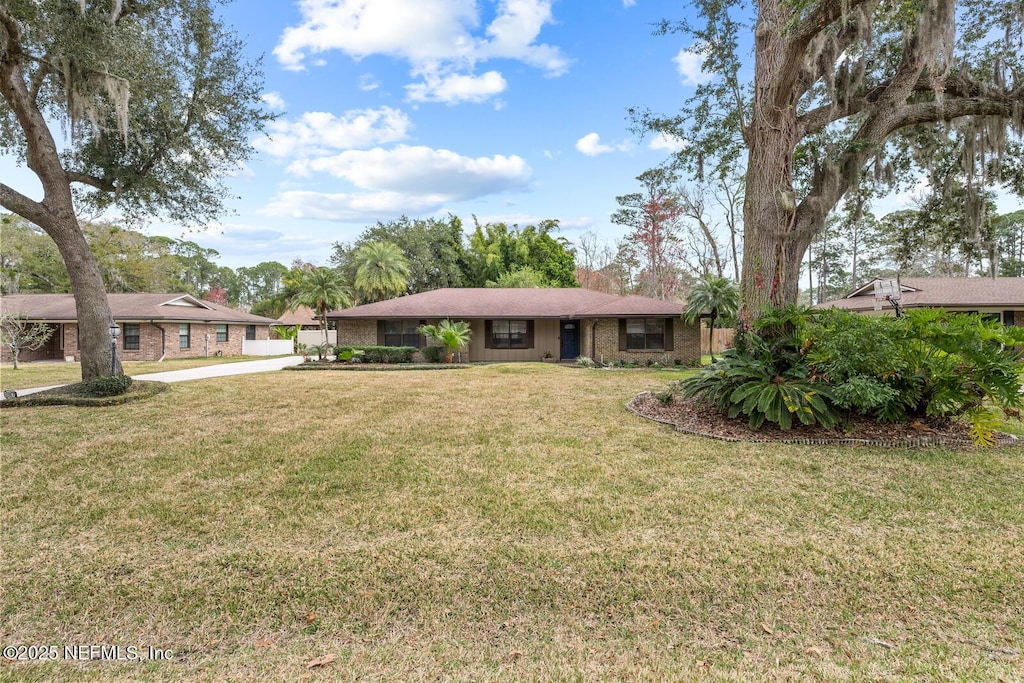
top-left (682, 276), bottom-right (739, 362)
top-left (288, 267), bottom-right (351, 347)
top-left (418, 319), bottom-right (472, 363)
top-left (353, 241), bottom-right (410, 302)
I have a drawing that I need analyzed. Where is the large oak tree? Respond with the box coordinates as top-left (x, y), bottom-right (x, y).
top-left (0, 0), bottom-right (270, 378)
top-left (636, 0), bottom-right (1024, 315)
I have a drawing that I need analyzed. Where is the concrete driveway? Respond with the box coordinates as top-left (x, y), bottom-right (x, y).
top-left (7, 356), bottom-right (304, 398)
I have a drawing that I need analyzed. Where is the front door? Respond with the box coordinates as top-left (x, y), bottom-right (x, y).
top-left (560, 320), bottom-right (579, 360)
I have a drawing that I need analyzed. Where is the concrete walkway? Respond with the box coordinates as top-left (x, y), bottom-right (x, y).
top-left (6, 356), bottom-right (304, 398)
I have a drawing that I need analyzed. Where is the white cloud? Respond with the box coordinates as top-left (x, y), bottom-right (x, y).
top-left (261, 92), bottom-right (286, 110)
top-left (359, 74), bottom-right (381, 91)
top-left (286, 145), bottom-right (532, 199)
top-left (274, 0), bottom-right (568, 104)
top-left (576, 132), bottom-right (611, 156)
top-left (575, 132), bottom-right (632, 157)
top-left (622, 0), bottom-right (636, 6)
top-left (478, 0), bottom-right (569, 75)
top-left (263, 144), bottom-right (533, 223)
top-left (406, 70), bottom-right (507, 104)
top-left (674, 47), bottom-right (711, 86)
top-left (254, 107), bottom-right (411, 158)
top-left (648, 132), bottom-right (687, 152)
top-left (261, 190), bottom-right (448, 222)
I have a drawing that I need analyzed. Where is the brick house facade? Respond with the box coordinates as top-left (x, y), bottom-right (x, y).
top-left (331, 288), bottom-right (701, 365)
top-left (1, 293), bottom-right (278, 364)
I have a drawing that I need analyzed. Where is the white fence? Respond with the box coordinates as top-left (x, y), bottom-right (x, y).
top-left (242, 339), bottom-right (297, 356)
top-left (297, 329), bottom-right (336, 347)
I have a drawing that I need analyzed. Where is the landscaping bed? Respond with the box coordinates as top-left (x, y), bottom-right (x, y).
top-left (0, 380), bottom-right (168, 408)
top-left (286, 361), bottom-right (469, 371)
top-left (629, 391), bottom-right (1020, 448)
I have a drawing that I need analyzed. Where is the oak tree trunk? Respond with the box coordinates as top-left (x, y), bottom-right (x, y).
top-left (0, 37), bottom-right (120, 380)
top-left (740, 0), bottom-right (814, 314)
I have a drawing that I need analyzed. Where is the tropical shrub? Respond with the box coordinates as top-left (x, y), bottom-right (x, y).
top-left (679, 305), bottom-right (1024, 443)
top-left (803, 308), bottom-right (1024, 421)
top-left (418, 320), bottom-right (472, 363)
top-left (679, 333), bottom-right (837, 430)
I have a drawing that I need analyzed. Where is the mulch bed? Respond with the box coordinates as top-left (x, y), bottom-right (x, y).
top-left (0, 381), bottom-right (168, 408)
top-left (627, 392), bottom-right (1020, 448)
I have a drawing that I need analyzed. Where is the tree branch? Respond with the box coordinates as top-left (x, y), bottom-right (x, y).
top-left (796, 89), bottom-right (1024, 241)
top-left (0, 181), bottom-right (47, 226)
top-left (775, 0), bottom-right (878, 109)
top-left (67, 171), bottom-right (117, 192)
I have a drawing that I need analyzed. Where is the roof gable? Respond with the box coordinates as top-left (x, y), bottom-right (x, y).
top-left (820, 277), bottom-right (1024, 310)
top-left (158, 294), bottom-right (214, 309)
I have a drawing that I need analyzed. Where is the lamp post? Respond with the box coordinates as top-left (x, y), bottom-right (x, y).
top-left (109, 322), bottom-right (121, 375)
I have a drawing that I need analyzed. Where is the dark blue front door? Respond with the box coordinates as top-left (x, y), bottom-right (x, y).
top-left (560, 320), bottom-right (579, 360)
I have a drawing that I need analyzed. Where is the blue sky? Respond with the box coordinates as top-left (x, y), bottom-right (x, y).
top-left (172, 0), bottom-right (704, 268)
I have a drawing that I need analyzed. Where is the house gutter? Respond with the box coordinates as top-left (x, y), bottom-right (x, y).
top-left (153, 321), bottom-right (166, 361)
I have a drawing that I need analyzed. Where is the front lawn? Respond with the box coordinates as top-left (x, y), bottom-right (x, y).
top-left (0, 356), bottom-right (269, 392)
top-left (1, 364), bottom-right (1021, 680)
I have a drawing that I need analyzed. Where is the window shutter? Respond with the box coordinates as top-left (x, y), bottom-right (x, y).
top-left (418, 320), bottom-right (427, 348)
top-left (664, 318), bottom-right (674, 351)
top-left (377, 320), bottom-right (385, 345)
top-left (484, 320), bottom-right (493, 349)
top-left (525, 320), bottom-right (535, 348)
top-left (618, 319), bottom-right (626, 351)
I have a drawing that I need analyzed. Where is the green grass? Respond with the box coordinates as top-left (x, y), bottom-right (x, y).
top-left (0, 356), bottom-right (268, 392)
top-left (2, 364), bottom-right (1022, 681)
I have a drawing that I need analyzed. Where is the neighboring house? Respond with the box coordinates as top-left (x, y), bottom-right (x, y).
top-left (327, 288), bottom-right (700, 364)
top-left (276, 305), bottom-right (336, 346)
top-left (275, 305), bottom-right (320, 329)
top-left (0, 293), bottom-right (280, 363)
top-left (817, 277), bottom-right (1024, 325)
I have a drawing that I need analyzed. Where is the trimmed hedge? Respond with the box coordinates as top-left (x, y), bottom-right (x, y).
top-left (333, 345), bottom-right (416, 364)
top-left (422, 345), bottom-right (445, 363)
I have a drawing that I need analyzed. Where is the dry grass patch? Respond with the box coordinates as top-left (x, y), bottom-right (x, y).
top-left (0, 356), bottom-right (271, 392)
top-left (2, 364), bottom-right (1022, 681)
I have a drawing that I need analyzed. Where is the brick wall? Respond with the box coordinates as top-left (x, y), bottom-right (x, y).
top-left (336, 320), bottom-right (378, 347)
top-left (590, 317), bottom-right (700, 365)
top-left (61, 322), bottom-right (268, 362)
top-left (0, 323), bottom-right (62, 364)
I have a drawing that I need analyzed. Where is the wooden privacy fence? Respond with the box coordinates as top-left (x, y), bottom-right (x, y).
top-left (700, 327), bottom-right (735, 355)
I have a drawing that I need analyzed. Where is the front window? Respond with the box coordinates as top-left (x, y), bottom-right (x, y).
top-left (627, 319), bottom-right (664, 350)
top-left (216, 324), bottom-right (228, 343)
top-left (179, 323), bottom-right (190, 349)
top-left (384, 320), bottom-right (422, 347)
top-left (123, 323), bottom-right (140, 351)
top-left (492, 320), bottom-right (529, 349)
top-left (245, 324), bottom-right (257, 340)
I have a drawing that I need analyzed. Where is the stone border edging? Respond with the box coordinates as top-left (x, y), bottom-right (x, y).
top-left (626, 392), bottom-right (1020, 449)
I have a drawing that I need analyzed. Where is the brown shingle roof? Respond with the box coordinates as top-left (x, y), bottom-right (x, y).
top-left (328, 288), bottom-right (683, 319)
top-left (0, 293), bottom-right (280, 324)
top-left (818, 277), bottom-right (1024, 311)
top-left (276, 305), bottom-right (319, 327)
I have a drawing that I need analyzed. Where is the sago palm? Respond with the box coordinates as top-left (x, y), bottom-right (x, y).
top-left (419, 319), bottom-right (472, 363)
top-left (288, 267), bottom-right (351, 347)
top-left (353, 241), bottom-right (410, 302)
top-left (682, 276), bottom-right (739, 362)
